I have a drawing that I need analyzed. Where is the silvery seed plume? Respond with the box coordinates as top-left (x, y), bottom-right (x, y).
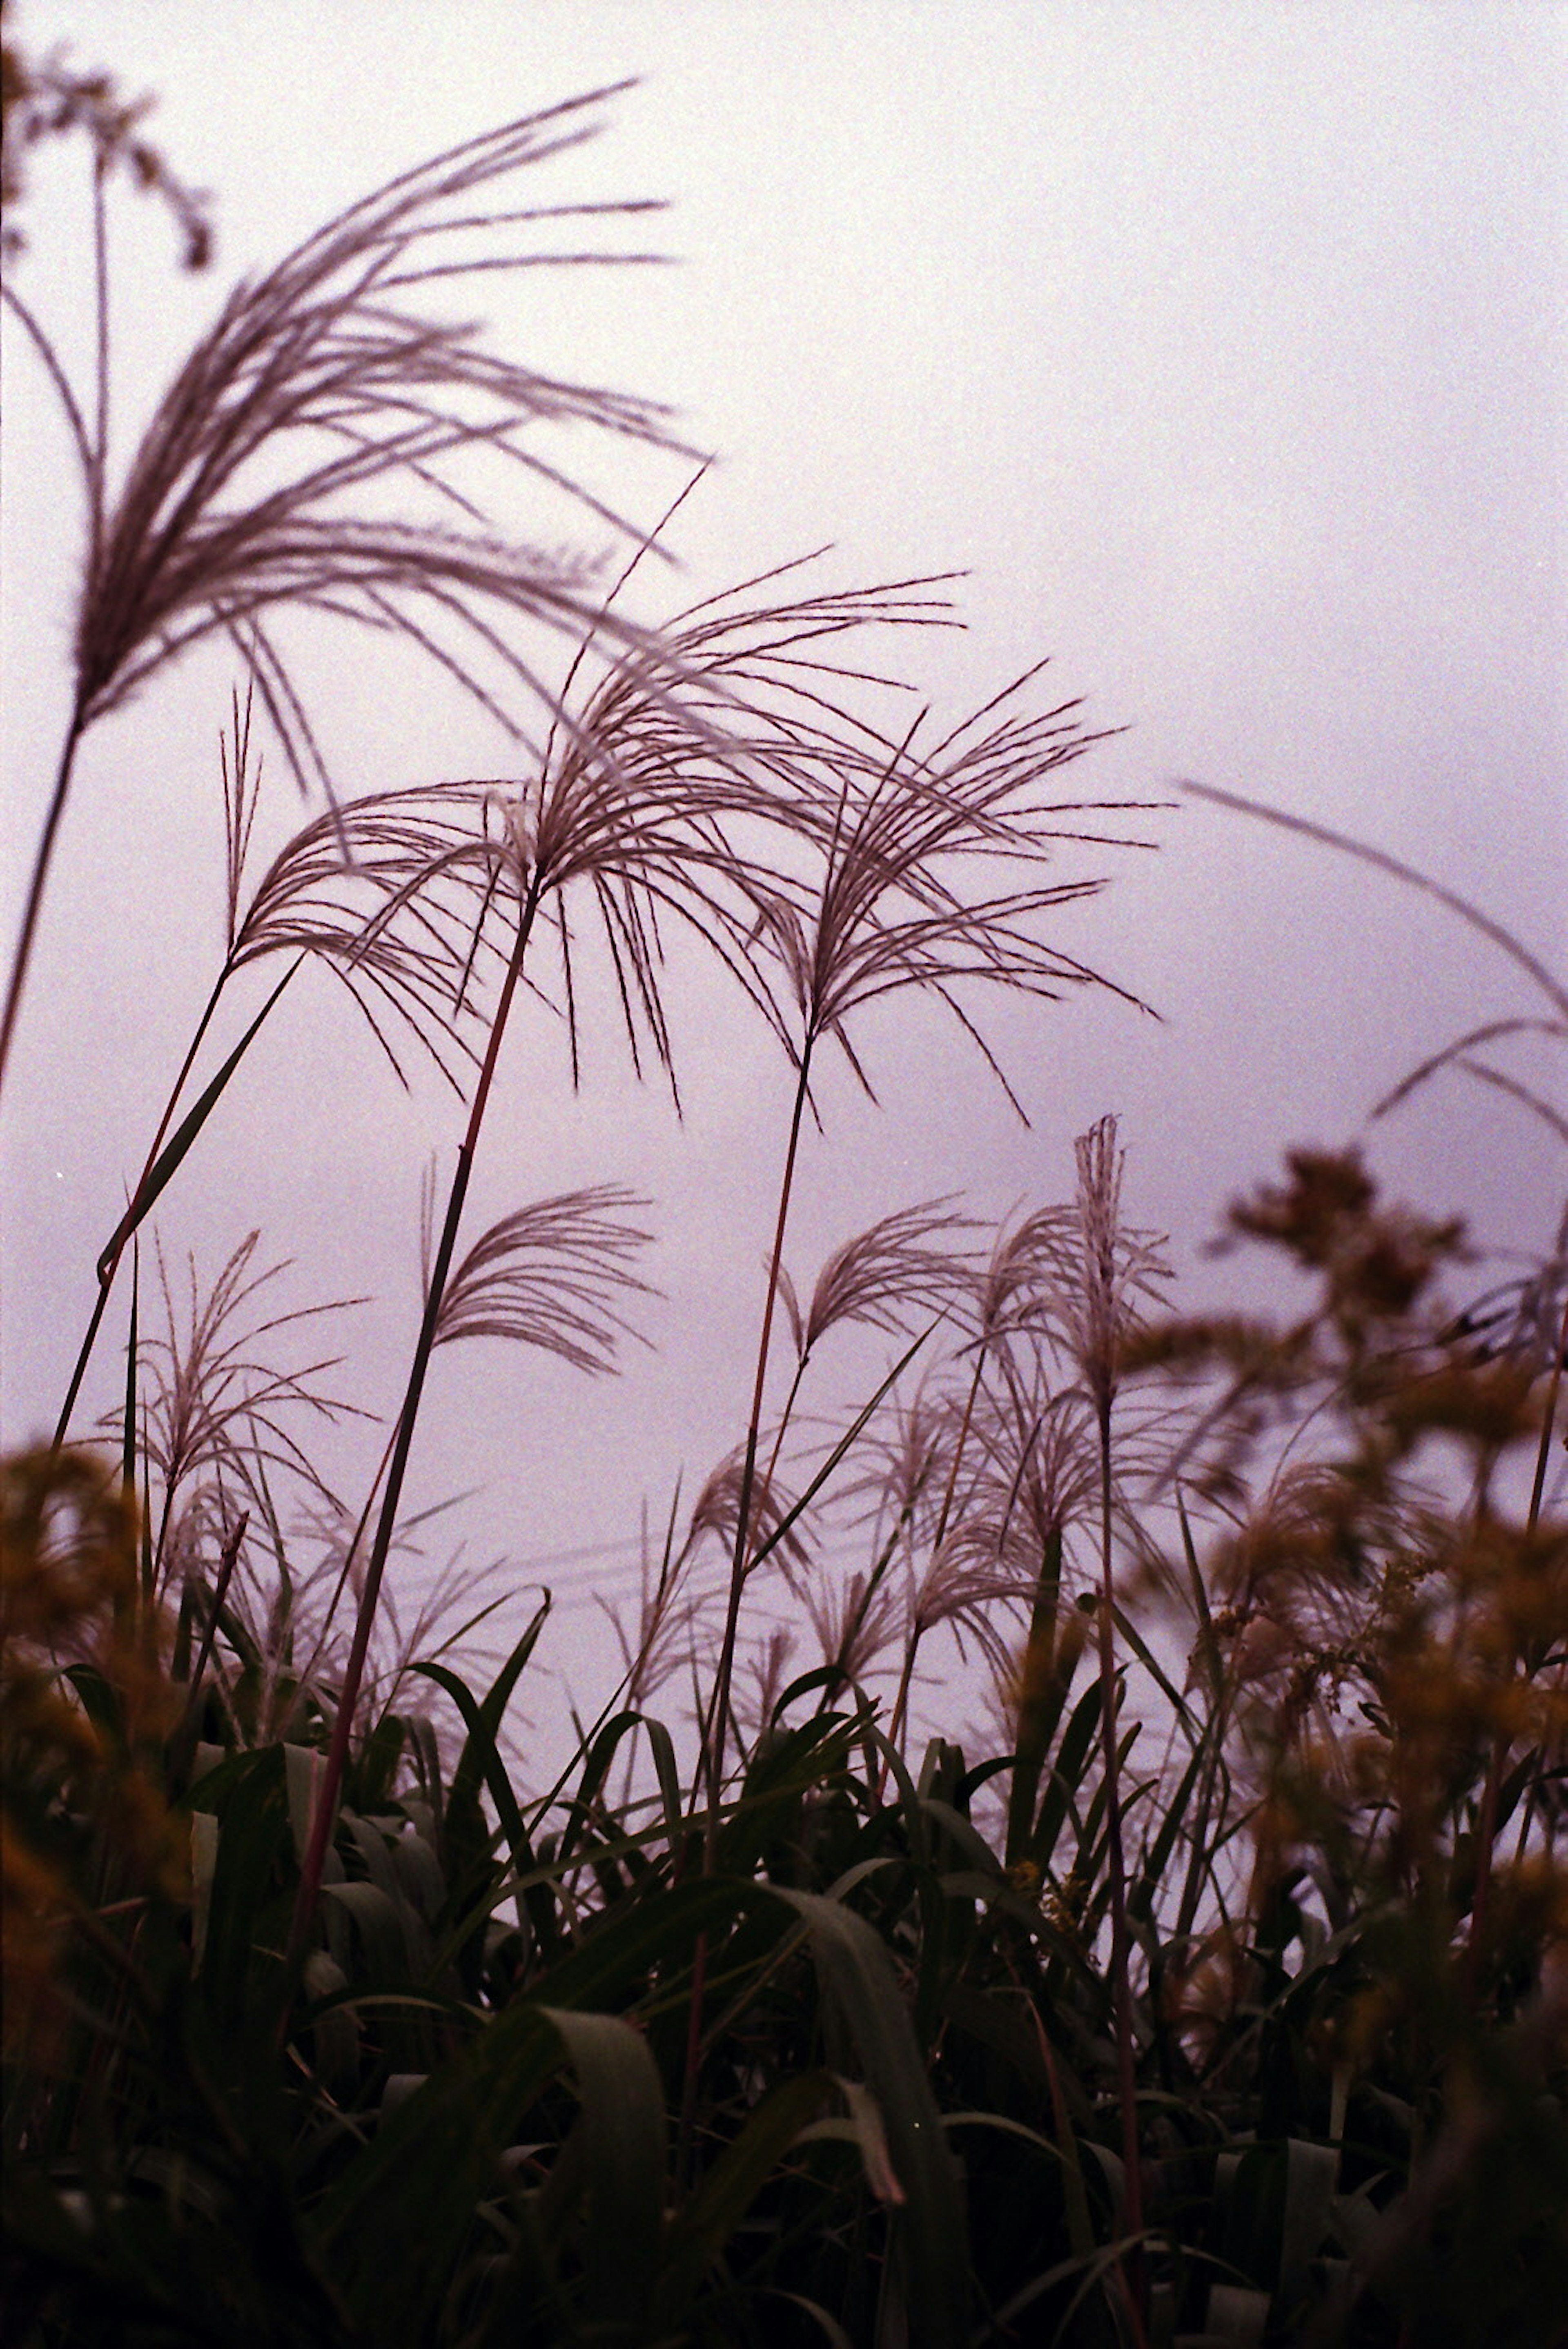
top-left (836, 1382), bottom-right (956, 1552)
top-left (570, 552), bottom-right (962, 813)
top-left (777, 1198), bottom-right (977, 1362)
top-left (130, 1232), bottom-right (370, 1590)
top-left (898, 1536), bottom-right (1030, 1683)
top-left (223, 696), bottom-right (499, 1089)
top-left (419, 561), bottom-right (978, 1100)
top-left (685, 1447), bottom-right (809, 1581)
top-left (806, 1567), bottom-right (904, 1693)
top-left (423, 1179), bottom-right (655, 1374)
top-left (1, 87), bottom-right (675, 1083)
top-left (1016, 1117), bottom-right (1173, 1414)
top-left (735, 1625), bottom-right (802, 1743)
top-left (274, 1493), bottom-right (511, 1746)
top-left (958, 1379), bottom-right (1104, 1579)
top-left (743, 684), bottom-right (1156, 1112)
top-left (58, 89), bottom-right (674, 753)
top-left (872, 1382), bottom-right (958, 1530)
top-left (963, 1204), bottom-right (1102, 1360)
top-left (597, 1541), bottom-right (713, 1713)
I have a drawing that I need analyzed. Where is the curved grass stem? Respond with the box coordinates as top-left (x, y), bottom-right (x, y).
top-left (287, 874), bottom-right (544, 1973)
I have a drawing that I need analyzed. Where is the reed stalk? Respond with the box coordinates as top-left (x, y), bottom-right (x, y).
top-left (287, 872), bottom-right (545, 1966)
top-left (704, 1038), bottom-right (815, 1849)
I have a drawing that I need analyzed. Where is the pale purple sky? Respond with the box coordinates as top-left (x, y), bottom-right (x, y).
top-left (4, 3), bottom-right (1564, 1752)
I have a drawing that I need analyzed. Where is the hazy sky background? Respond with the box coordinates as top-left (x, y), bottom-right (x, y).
top-left (4, 2), bottom-right (1564, 1752)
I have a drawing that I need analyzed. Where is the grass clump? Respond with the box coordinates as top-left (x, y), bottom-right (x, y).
top-left (4, 64), bottom-right (1566, 2349)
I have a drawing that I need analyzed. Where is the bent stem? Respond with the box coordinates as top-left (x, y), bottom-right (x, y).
top-left (2, 155), bottom-right (111, 1098)
top-left (287, 871), bottom-right (544, 1973)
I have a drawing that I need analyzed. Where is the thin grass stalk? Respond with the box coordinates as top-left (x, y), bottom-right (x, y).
top-left (704, 1035), bottom-right (815, 1853)
top-left (883, 1624), bottom-right (926, 1768)
top-left (54, 965), bottom-right (240, 1445)
top-left (932, 1346), bottom-right (989, 1560)
top-left (0, 711), bottom-right (87, 1091)
top-left (837, 1509), bottom-right (919, 1757)
top-left (1094, 1397), bottom-right (1147, 2317)
top-left (91, 150), bottom-right (109, 561)
top-left (1507, 1288), bottom-right (1568, 1875)
top-left (287, 871), bottom-right (545, 1972)
top-left (1180, 780), bottom-right (1568, 1025)
top-left (1464, 1707), bottom-right (1512, 2006)
top-left (675, 1928), bottom-right (710, 2195)
top-left (176, 1509), bottom-right (249, 1740)
top-left (0, 143), bottom-right (119, 1099)
top-left (1171, 1495), bottom-right (1238, 1950)
top-left (755, 1355), bottom-right (811, 1521)
top-left (681, 1020), bottom-right (814, 2219)
top-left (267, 1414), bottom-right (401, 1729)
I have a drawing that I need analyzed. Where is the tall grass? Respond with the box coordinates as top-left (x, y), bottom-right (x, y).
top-left (5, 78), bottom-right (1567, 2349)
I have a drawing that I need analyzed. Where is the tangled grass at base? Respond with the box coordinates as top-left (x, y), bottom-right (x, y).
top-left (4, 52), bottom-right (1568, 2349)
top-left (7, 1148), bottom-right (1567, 2347)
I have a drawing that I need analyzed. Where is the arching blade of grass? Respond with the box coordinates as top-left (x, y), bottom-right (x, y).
top-left (1005, 1526), bottom-right (1071, 1867)
top-left (557, 1705), bottom-right (656, 1866)
top-left (1109, 1595), bottom-right (1199, 1734)
top-left (639, 1710), bottom-right (687, 1862)
top-left (312, 1876), bottom-right (751, 2327)
top-left (1129, 1736), bottom-right (1207, 1935)
top-left (1025, 1675), bottom-right (1105, 1875)
top-left (317, 2003), bottom-right (655, 2346)
top-left (119, 1261), bottom-right (138, 1579)
top-left (750, 1323), bottom-right (939, 1579)
top-left (97, 960), bottom-right (305, 1293)
top-left (653, 2070), bottom-right (842, 2322)
top-left (777, 1886), bottom-right (971, 2349)
top-left (414, 1615), bottom-right (551, 1942)
top-left (56, 959), bottom-right (302, 1445)
top-left (539, 2005), bottom-right (669, 2338)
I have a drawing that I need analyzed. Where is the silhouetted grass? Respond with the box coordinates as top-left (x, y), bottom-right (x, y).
top-left (4, 79), bottom-right (1566, 2349)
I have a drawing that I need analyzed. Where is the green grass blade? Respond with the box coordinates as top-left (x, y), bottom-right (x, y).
top-left (1006, 1527), bottom-right (1069, 1865)
top-left (775, 1886), bottom-right (970, 2349)
top-left (1028, 1677), bottom-right (1104, 1871)
top-left (539, 2004), bottom-right (668, 2334)
top-left (94, 958), bottom-right (301, 1282)
top-left (312, 1877), bottom-right (751, 2338)
top-left (415, 1615), bottom-right (548, 1934)
top-left (749, 1323), bottom-right (937, 1574)
top-left (655, 2071), bottom-right (836, 2321)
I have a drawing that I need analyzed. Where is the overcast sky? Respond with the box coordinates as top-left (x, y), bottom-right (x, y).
top-left (3, 2), bottom-right (1564, 1749)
